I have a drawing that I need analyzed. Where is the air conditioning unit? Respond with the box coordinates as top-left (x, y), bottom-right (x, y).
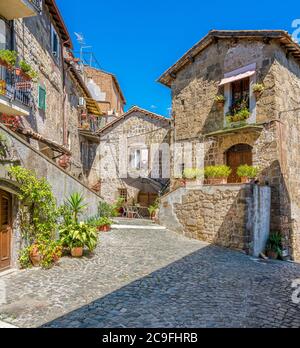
top-left (78, 97), bottom-right (86, 108)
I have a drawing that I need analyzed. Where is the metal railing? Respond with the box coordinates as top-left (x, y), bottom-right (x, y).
top-left (78, 114), bottom-right (102, 132)
top-left (26, 0), bottom-right (42, 13)
top-left (0, 65), bottom-right (32, 108)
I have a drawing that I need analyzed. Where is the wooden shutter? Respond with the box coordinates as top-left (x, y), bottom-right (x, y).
top-left (38, 85), bottom-right (46, 111)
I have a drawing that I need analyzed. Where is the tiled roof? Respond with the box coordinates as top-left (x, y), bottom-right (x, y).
top-left (95, 106), bottom-right (170, 135)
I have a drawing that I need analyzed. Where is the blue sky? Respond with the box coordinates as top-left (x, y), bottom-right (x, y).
top-left (57, 0), bottom-right (299, 116)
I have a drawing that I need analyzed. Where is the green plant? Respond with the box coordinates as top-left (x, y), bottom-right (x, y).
top-left (59, 222), bottom-right (98, 252)
top-left (266, 232), bottom-right (282, 256)
top-left (8, 166), bottom-right (58, 242)
top-left (214, 95), bottom-right (226, 103)
top-left (204, 165), bottom-right (232, 178)
top-left (18, 247), bottom-right (32, 269)
top-left (19, 60), bottom-right (38, 80)
top-left (0, 50), bottom-right (17, 67)
top-left (98, 200), bottom-right (118, 218)
top-left (98, 217), bottom-right (113, 227)
top-left (66, 192), bottom-right (87, 223)
top-left (252, 83), bottom-right (264, 94)
top-left (37, 240), bottom-right (62, 269)
top-left (183, 168), bottom-right (203, 180)
top-left (237, 165), bottom-right (259, 179)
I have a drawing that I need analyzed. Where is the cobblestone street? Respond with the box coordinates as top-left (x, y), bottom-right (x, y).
top-left (1, 221), bottom-right (300, 328)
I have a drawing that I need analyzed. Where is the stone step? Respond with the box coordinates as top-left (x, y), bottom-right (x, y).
top-left (113, 218), bottom-right (155, 226)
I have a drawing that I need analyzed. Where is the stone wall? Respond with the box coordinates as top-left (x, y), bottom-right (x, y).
top-left (99, 110), bottom-right (170, 203)
top-left (159, 184), bottom-right (271, 255)
top-left (171, 39), bottom-right (280, 141)
top-left (0, 125), bottom-right (102, 266)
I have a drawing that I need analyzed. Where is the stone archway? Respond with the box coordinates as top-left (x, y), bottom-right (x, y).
top-left (226, 144), bottom-right (253, 183)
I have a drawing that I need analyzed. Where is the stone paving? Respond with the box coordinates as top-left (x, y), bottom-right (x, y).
top-left (0, 219), bottom-right (300, 328)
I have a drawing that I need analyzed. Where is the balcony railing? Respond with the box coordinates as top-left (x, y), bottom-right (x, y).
top-left (0, 65), bottom-right (32, 108)
top-left (27, 0), bottom-right (42, 13)
top-left (78, 114), bottom-right (102, 133)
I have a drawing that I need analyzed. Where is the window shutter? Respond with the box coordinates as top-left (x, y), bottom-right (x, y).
top-left (38, 85), bottom-right (46, 111)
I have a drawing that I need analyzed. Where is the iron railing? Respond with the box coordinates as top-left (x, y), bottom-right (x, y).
top-left (78, 114), bottom-right (102, 133)
top-left (0, 65), bottom-right (32, 108)
top-left (26, 0), bottom-right (42, 14)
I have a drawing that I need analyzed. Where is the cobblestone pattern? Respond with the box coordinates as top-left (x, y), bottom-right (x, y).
top-left (0, 226), bottom-right (300, 328)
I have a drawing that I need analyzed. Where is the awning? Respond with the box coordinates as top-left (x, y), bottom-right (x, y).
top-left (16, 128), bottom-right (71, 156)
top-left (219, 63), bottom-right (256, 86)
top-left (85, 98), bottom-right (102, 116)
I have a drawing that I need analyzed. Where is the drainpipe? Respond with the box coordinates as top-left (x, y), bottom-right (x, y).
top-left (61, 39), bottom-right (71, 147)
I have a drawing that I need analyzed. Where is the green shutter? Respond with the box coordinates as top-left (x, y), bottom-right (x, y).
top-left (38, 85), bottom-right (46, 111)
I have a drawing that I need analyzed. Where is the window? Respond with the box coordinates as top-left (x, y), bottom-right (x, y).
top-left (51, 24), bottom-right (60, 61)
top-left (118, 189), bottom-right (128, 202)
top-left (130, 149), bottom-right (141, 170)
top-left (38, 85), bottom-right (46, 111)
top-left (231, 77), bottom-right (250, 109)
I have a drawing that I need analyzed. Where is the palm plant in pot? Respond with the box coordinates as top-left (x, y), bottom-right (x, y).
top-left (148, 199), bottom-right (160, 221)
top-left (266, 232), bottom-right (282, 260)
top-left (204, 165), bottom-right (231, 185)
top-left (237, 165), bottom-right (259, 183)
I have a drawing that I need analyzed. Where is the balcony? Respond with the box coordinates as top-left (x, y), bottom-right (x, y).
top-left (78, 114), bottom-right (102, 142)
top-left (0, 65), bottom-right (32, 116)
top-left (0, 0), bottom-right (42, 20)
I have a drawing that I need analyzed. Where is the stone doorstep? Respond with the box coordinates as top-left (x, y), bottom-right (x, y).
top-left (111, 224), bottom-right (167, 230)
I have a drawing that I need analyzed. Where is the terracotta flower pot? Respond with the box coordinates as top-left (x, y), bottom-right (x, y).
top-left (216, 101), bottom-right (225, 111)
top-left (267, 250), bottom-right (278, 260)
top-left (15, 68), bottom-right (21, 76)
top-left (207, 178), bottom-right (227, 185)
top-left (30, 246), bottom-right (41, 267)
top-left (71, 247), bottom-right (83, 258)
top-left (98, 225), bottom-right (111, 232)
top-left (241, 176), bottom-right (251, 184)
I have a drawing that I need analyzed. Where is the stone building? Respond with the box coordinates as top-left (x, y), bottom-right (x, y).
top-left (158, 30), bottom-right (300, 261)
top-left (85, 66), bottom-right (126, 126)
top-left (0, 1), bottom-right (102, 272)
top-left (96, 106), bottom-right (171, 211)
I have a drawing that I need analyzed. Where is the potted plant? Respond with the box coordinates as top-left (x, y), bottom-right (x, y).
top-left (204, 165), bottom-right (232, 185)
top-left (266, 233), bottom-right (282, 260)
top-left (19, 60), bottom-right (38, 81)
top-left (252, 83), bottom-right (264, 98)
top-left (148, 199), bottom-right (159, 221)
top-left (29, 243), bottom-right (42, 267)
top-left (97, 217), bottom-right (113, 232)
top-left (183, 168), bottom-right (203, 187)
top-left (0, 50), bottom-right (17, 70)
top-left (59, 222), bottom-right (98, 258)
top-left (214, 95), bottom-right (226, 110)
top-left (237, 165), bottom-right (259, 183)
top-left (58, 154), bottom-right (71, 169)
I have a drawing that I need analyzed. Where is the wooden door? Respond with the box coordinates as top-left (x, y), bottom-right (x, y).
top-left (138, 192), bottom-right (158, 207)
top-left (0, 190), bottom-right (12, 271)
top-left (226, 144), bottom-right (252, 183)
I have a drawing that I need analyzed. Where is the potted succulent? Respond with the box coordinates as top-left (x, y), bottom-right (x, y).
top-left (204, 165), bottom-right (232, 185)
top-left (252, 83), bottom-right (264, 98)
top-left (266, 233), bottom-right (282, 260)
top-left (58, 154), bottom-right (71, 169)
top-left (0, 50), bottom-right (17, 70)
top-left (237, 165), bottom-right (259, 183)
top-left (183, 168), bottom-right (203, 187)
top-left (59, 222), bottom-right (98, 258)
top-left (214, 95), bottom-right (226, 110)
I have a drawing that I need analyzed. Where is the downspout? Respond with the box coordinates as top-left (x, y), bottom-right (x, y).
top-left (61, 39), bottom-right (71, 147)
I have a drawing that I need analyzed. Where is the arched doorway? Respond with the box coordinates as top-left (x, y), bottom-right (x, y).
top-left (226, 144), bottom-right (253, 183)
